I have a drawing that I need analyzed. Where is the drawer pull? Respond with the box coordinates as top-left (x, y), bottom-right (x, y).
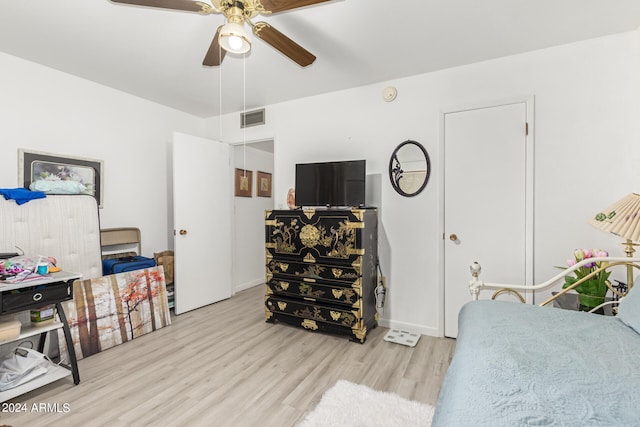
top-left (278, 281), bottom-right (290, 291)
top-left (33, 293), bottom-right (43, 302)
top-left (278, 263), bottom-right (289, 272)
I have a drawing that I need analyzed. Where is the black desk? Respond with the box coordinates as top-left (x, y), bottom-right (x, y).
top-left (0, 271), bottom-right (81, 401)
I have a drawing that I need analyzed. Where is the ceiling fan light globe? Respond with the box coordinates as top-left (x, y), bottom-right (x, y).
top-left (219, 22), bottom-right (251, 54)
top-left (228, 35), bottom-right (244, 51)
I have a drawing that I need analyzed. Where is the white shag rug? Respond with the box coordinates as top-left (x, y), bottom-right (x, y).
top-left (297, 380), bottom-right (434, 427)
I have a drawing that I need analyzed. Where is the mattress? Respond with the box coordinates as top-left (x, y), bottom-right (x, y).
top-left (0, 195), bottom-right (102, 280)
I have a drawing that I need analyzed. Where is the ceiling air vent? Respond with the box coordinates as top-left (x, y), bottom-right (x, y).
top-left (241, 108), bottom-right (266, 128)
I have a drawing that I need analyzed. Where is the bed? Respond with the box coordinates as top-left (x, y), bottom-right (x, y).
top-left (433, 259), bottom-right (640, 426)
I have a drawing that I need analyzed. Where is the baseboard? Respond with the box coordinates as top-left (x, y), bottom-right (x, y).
top-left (234, 278), bottom-right (263, 294)
top-left (378, 318), bottom-right (439, 338)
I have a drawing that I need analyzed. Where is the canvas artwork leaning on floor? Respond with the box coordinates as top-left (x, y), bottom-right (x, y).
top-left (58, 266), bottom-right (171, 360)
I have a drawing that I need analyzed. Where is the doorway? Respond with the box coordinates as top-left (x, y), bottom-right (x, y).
top-left (232, 139), bottom-right (275, 293)
top-left (442, 98), bottom-right (534, 337)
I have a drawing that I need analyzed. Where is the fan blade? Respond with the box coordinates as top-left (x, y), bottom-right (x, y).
top-left (257, 0), bottom-right (331, 13)
top-left (110, 0), bottom-right (212, 13)
top-left (203, 26), bottom-right (226, 66)
top-left (252, 22), bottom-right (315, 67)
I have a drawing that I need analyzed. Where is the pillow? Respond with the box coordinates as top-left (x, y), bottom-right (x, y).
top-left (29, 180), bottom-right (86, 194)
top-left (616, 276), bottom-right (640, 334)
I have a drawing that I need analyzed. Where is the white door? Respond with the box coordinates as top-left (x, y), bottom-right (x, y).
top-left (172, 132), bottom-right (232, 314)
top-left (443, 100), bottom-right (533, 337)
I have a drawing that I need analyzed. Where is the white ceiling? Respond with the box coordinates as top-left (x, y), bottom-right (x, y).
top-left (2, 1), bottom-right (640, 118)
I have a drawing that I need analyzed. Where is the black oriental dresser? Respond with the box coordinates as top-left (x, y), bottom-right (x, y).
top-left (264, 208), bottom-right (378, 343)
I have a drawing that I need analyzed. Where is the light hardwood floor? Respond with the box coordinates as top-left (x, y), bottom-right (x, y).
top-left (1, 285), bottom-right (455, 427)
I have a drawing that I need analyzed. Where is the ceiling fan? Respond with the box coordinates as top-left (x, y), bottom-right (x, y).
top-left (110, 0), bottom-right (331, 67)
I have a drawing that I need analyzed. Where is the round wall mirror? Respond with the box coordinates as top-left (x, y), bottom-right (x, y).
top-left (389, 140), bottom-right (431, 197)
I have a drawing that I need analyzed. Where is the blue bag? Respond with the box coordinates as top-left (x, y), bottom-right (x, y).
top-left (102, 256), bottom-right (156, 275)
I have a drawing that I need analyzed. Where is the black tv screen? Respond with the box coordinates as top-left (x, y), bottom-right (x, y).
top-left (295, 160), bottom-right (366, 207)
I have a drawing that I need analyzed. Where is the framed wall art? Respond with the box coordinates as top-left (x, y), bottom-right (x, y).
top-left (19, 149), bottom-right (104, 208)
top-left (234, 168), bottom-right (253, 197)
top-left (257, 171), bottom-right (272, 197)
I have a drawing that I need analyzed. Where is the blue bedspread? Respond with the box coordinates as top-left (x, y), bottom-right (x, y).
top-left (433, 300), bottom-right (640, 426)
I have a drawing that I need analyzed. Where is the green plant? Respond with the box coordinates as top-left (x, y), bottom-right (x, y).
top-left (562, 249), bottom-right (611, 308)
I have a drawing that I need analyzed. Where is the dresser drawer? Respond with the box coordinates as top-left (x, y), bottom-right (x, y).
top-left (1, 280), bottom-right (72, 315)
top-left (266, 311), bottom-right (369, 343)
top-left (266, 258), bottom-right (362, 286)
top-left (266, 279), bottom-right (361, 307)
top-left (265, 295), bottom-right (362, 329)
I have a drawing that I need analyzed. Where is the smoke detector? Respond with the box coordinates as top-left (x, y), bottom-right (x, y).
top-left (382, 86), bottom-right (397, 102)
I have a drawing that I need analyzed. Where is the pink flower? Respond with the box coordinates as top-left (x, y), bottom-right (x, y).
top-left (567, 259), bottom-right (577, 267)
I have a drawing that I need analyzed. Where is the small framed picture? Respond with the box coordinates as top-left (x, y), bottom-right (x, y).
top-left (19, 149), bottom-right (104, 208)
top-left (234, 168), bottom-right (253, 197)
top-left (257, 171), bottom-right (272, 197)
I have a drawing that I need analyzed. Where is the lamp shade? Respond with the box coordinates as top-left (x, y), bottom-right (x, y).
top-left (589, 193), bottom-right (640, 242)
top-left (219, 22), bottom-right (251, 54)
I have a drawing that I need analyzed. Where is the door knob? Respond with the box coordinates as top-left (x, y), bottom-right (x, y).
top-left (449, 234), bottom-right (458, 241)
top-left (179, 229), bottom-right (188, 235)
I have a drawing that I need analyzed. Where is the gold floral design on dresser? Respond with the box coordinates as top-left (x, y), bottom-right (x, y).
top-left (330, 288), bottom-right (356, 304)
top-left (266, 260), bottom-right (292, 275)
top-left (268, 215), bottom-right (359, 260)
top-left (299, 283), bottom-right (326, 299)
top-left (294, 306), bottom-right (326, 321)
top-left (325, 221), bottom-right (357, 258)
top-left (328, 310), bottom-right (357, 326)
top-left (271, 218), bottom-right (300, 253)
top-left (300, 222), bottom-right (354, 258)
top-left (297, 264), bottom-right (326, 280)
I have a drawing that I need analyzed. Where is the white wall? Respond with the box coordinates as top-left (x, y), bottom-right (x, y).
top-left (207, 30), bottom-right (640, 336)
top-left (0, 52), bottom-right (204, 259)
top-left (232, 143), bottom-right (274, 293)
top-left (2, 29), bottom-right (638, 336)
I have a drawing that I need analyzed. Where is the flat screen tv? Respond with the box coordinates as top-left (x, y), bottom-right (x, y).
top-left (295, 160), bottom-right (366, 207)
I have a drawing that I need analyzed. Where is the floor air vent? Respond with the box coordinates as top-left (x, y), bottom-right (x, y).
top-left (241, 108), bottom-right (265, 128)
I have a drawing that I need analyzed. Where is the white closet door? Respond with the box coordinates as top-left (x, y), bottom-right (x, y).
top-left (172, 132), bottom-right (232, 314)
top-left (443, 100), bottom-right (532, 337)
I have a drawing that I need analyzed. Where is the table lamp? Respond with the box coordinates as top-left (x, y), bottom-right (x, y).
top-left (589, 192), bottom-right (640, 289)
